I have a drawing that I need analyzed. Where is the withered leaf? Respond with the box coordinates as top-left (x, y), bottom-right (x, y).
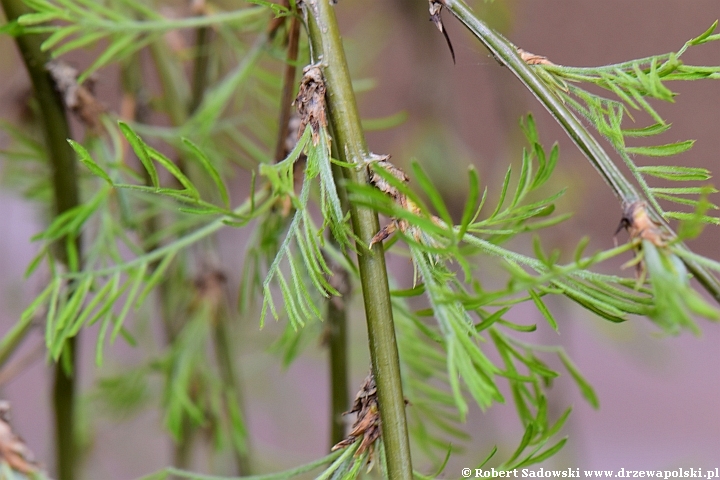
top-left (332, 373), bottom-right (381, 457)
top-left (295, 64), bottom-right (327, 145)
top-left (617, 201), bottom-right (668, 247)
top-left (517, 48), bottom-right (555, 66)
top-left (367, 156), bottom-right (439, 248)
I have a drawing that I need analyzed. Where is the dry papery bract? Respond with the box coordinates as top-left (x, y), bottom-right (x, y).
top-left (517, 48), bottom-right (555, 66)
top-left (294, 63), bottom-right (327, 146)
top-left (333, 373), bottom-right (381, 458)
top-left (618, 201), bottom-right (669, 248)
top-left (368, 155), bottom-right (442, 247)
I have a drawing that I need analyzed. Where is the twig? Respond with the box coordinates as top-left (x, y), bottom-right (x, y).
top-left (273, 2), bottom-right (301, 163)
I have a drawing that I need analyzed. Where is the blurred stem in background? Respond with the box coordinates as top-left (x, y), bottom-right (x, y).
top-left (0, 1), bottom-right (81, 479)
top-left (306, 0), bottom-right (413, 477)
top-left (116, 9), bottom-right (252, 473)
top-left (327, 137), bottom-right (351, 447)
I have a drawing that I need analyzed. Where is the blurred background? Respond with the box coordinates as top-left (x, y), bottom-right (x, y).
top-left (1, 0), bottom-right (719, 478)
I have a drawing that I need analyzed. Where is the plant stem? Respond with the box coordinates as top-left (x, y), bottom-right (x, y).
top-left (443, 0), bottom-right (720, 303)
top-left (327, 140), bottom-right (351, 447)
top-left (189, 26), bottom-right (212, 115)
top-left (212, 309), bottom-right (251, 475)
top-left (326, 267), bottom-right (349, 447)
top-left (1, 1), bottom-right (81, 479)
top-left (305, 1), bottom-right (413, 477)
top-left (273, 8), bottom-right (301, 162)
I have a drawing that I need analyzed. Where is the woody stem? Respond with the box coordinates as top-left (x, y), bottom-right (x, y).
top-left (305, 0), bottom-right (413, 477)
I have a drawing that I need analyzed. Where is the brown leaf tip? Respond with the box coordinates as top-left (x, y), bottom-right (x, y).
top-left (367, 157), bottom-right (439, 248)
top-left (517, 48), bottom-right (555, 66)
top-left (295, 63), bottom-right (327, 145)
top-left (618, 201), bottom-right (669, 248)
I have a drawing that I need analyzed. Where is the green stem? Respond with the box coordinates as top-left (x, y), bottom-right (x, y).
top-left (305, 1), bottom-right (413, 477)
top-left (327, 140), bottom-right (351, 447)
top-left (326, 274), bottom-right (349, 447)
top-left (213, 312), bottom-right (251, 475)
top-left (1, 1), bottom-right (81, 479)
top-left (273, 12), bottom-right (301, 162)
top-left (23, 6), bottom-right (268, 33)
top-left (189, 26), bottom-right (212, 116)
top-left (443, 0), bottom-right (720, 303)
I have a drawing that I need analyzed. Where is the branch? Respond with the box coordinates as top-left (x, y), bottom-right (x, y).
top-left (1, 1), bottom-right (81, 479)
top-left (304, 0), bottom-right (413, 477)
top-left (442, 0), bottom-right (720, 304)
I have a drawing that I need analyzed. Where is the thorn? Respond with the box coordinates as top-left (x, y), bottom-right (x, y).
top-left (429, 1), bottom-right (455, 64)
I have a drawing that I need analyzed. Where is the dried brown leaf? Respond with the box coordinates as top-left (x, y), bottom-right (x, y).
top-left (332, 373), bottom-right (381, 457)
top-left (617, 201), bottom-right (669, 247)
top-left (367, 157), bottom-right (439, 247)
top-left (517, 48), bottom-right (555, 66)
top-left (294, 64), bottom-right (327, 145)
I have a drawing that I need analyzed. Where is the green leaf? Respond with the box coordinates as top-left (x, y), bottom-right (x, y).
top-left (559, 352), bottom-right (599, 408)
top-left (119, 122), bottom-right (158, 188)
top-left (17, 12), bottom-right (62, 25)
top-left (528, 289), bottom-right (558, 332)
top-left (78, 32), bottom-right (141, 83)
top-left (146, 148), bottom-right (200, 199)
top-left (621, 123), bottom-right (671, 137)
top-left (687, 20), bottom-right (719, 46)
top-left (636, 165), bottom-right (711, 181)
top-left (665, 211), bottom-right (720, 225)
top-left (52, 30), bottom-right (106, 57)
top-left (459, 166), bottom-right (481, 242)
top-left (68, 139), bottom-right (112, 185)
top-left (651, 186), bottom-right (718, 195)
top-left (181, 138), bottom-right (230, 207)
top-left (40, 24), bottom-right (82, 51)
top-left (489, 166), bottom-right (512, 219)
top-left (625, 140), bottom-right (694, 157)
top-left (516, 438), bottom-right (567, 468)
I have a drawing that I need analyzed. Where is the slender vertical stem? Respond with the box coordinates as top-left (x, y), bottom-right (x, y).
top-left (327, 140), bottom-right (351, 447)
top-left (1, 2), bottom-right (81, 479)
top-left (444, 0), bottom-right (720, 303)
top-left (189, 26), bottom-right (212, 115)
top-left (326, 284), bottom-right (349, 446)
top-left (273, 11), bottom-right (301, 162)
top-left (148, 31), bottom-right (254, 474)
top-left (213, 310), bottom-right (251, 475)
top-left (305, 1), bottom-right (413, 478)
